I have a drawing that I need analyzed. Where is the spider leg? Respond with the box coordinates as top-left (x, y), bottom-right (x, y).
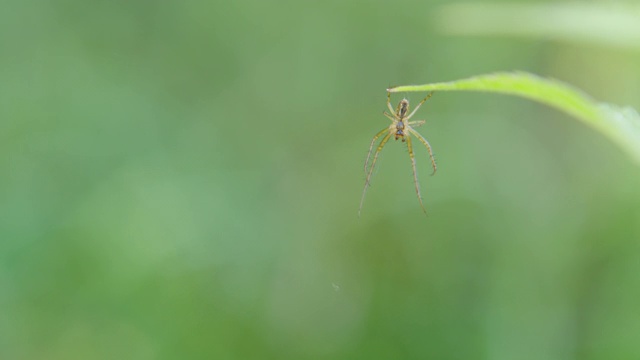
top-left (406, 135), bottom-right (427, 214)
top-left (364, 127), bottom-right (390, 174)
top-left (406, 92), bottom-right (434, 120)
top-left (408, 128), bottom-right (437, 175)
top-left (383, 111), bottom-right (396, 122)
top-left (387, 91), bottom-right (395, 114)
top-left (359, 132), bottom-right (392, 217)
top-left (408, 120), bottom-right (425, 127)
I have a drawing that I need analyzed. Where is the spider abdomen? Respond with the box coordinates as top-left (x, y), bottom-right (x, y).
top-left (398, 99), bottom-right (410, 118)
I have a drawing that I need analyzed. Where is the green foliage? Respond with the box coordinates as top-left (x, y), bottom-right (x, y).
top-left (435, 3), bottom-right (640, 50)
top-left (3, 1), bottom-right (640, 359)
top-left (390, 72), bottom-right (640, 165)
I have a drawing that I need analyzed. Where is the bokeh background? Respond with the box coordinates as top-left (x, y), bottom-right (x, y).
top-left (2, 0), bottom-right (640, 359)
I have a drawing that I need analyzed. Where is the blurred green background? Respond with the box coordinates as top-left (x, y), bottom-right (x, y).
top-left (2, 0), bottom-right (640, 359)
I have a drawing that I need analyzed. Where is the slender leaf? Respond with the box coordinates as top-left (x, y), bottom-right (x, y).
top-left (389, 72), bottom-right (640, 165)
top-left (434, 3), bottom-right (640, 51)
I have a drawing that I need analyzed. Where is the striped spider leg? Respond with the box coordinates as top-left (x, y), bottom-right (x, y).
top-left (358, 91), bottom-right (436, 216)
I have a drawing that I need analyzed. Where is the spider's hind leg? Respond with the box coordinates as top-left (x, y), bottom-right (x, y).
top-left (386, 91), bottom-right (395, 114)
top-left (383, 111), bottom-right (396, 122)
top-left (406, 92), bottom-right (434, 120)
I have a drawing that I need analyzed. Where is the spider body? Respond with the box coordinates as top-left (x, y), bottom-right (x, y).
top-left (398, 99), bottom-right (409, 117)
top-left (395, 120), bottom-right (405, 140)
top-left (394, 99), bottom-right (410, 140)
top-left (358, 91), bottom-right (437, 216)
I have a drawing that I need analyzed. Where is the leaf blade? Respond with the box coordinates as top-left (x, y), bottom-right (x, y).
top-left (388, 72), bottom-right (640, 165)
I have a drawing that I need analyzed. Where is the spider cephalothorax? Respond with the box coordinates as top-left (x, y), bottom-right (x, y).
top-left (359, 91), bottom-right (437, 216)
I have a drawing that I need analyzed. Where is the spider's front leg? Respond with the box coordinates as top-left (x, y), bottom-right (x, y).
top-left (359, 132), bottom-right (392, 217)
top-left (408, 128), bottom-right (437, 176)
top-left (406, 135), bottom-right (427, 214)
top-left (364, 127), bottom-right (390, 174)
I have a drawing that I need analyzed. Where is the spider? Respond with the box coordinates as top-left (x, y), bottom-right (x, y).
top-left (358, 91), bottom-right (437, 216)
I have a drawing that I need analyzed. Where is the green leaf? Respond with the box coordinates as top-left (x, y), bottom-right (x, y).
top-left (388, 72), bottom-right (640, 165)
top-left (433, 3), bottom-right (640, 51)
